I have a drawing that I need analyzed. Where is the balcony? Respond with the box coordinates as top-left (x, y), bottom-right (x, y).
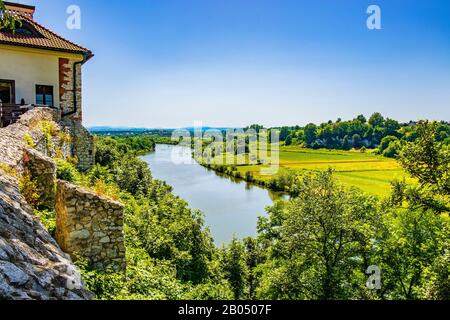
top-left (0, 103), bottom-right (53, 128)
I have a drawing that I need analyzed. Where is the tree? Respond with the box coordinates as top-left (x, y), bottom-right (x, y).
top-left (304, 123), bottom-right (317, 146)
top-left (114, 155), bottom-right (153, 196)
top-left (379, 135), bottom-right (398, 154)
top-left (285, 135), bottom-right (293, 146)
top-left (342, 135), bottom-right (351, 150)
top-left (382, 140), bottom-right (401, 158)
top-left (0, 0), bottom-right (19, 31)
top-left (221, 237), bottom-right (248, 299)
top-left (352, 134), bottom-right (362, 148)
top-left (257, 171), bottom-right (380, 299)
top-left (400, 121), bottom-right (450, 196)
top-left (377, 208), bottom-right (446, 299)
top-left (369, 112), bottom-right (385, 128)
top-left (279, 127), bottom-right (291, 142)
top-left (356, 114), bottom-right (367, 124)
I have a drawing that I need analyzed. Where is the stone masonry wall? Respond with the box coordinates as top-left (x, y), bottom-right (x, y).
top-left (59, 58), bottom-right (94, 172)
top-left (69, 122), bottom-right (95, 172)
top-left (59, 58), bottom-right (82, 122)
top-left (0, 108), bottom-right (61, 169)
top-left (22, 148), bottom-right (56, 209)
top-left (1, 108), bottom-right (126, 299)
top-left (56, 180), bottom-right (126, 272)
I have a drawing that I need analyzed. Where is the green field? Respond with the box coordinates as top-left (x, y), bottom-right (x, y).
top-left (204, 146), bottom-right (412, 197)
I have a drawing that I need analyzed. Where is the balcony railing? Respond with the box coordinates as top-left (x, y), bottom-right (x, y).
top-left (0, 103), bottom-right (51, 128)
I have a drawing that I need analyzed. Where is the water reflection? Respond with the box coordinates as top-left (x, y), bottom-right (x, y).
top-left (142, 144), bottom-right (281, 244)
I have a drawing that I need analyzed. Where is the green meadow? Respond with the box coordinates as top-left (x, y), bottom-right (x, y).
top-left (211, 146), bottom-right (412, 197)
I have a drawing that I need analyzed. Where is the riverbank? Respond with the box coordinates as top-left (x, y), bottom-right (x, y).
top-left (193, 146), bottom-right (410, 197)
top-left (142, 144), bottom-right (276, 244)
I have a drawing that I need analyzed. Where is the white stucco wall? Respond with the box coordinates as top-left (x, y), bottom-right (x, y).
top-left (0, 46), bottom-right (60, 106)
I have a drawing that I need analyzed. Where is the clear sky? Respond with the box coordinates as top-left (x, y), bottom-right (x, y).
top-left (18, 0), bottom-right (450, 128)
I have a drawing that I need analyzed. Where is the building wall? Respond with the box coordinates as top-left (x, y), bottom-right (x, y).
top-left (0, 45), bottom-right (83, 113)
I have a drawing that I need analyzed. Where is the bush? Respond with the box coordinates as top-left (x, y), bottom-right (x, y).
top-left (379, 135), bottom-right (399, 154)
top-left (18, 171), bottom-right (39, 207)
top-left (34, 209), bottom-right (56, 236)
top-left (56, 159), bottom-right (81, 183)
top-left (114, 155), bottom-right (153, 196)
top-left (23, 133), bottom-right (35, 148)
top-left (383, 140), bottom-right (402, 158)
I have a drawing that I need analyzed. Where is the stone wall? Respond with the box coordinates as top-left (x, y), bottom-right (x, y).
top-left (58, 58), bottom-right (95, 172)
top-left (0, 108), bottom-right (61, 169)
top-left (67, 122), bottom-right (95, 172)
top-left (0, 107), bottom-right (126, 299)
top-left (0, 174), bottom-right (93, 300)
top-left (59, 58), bottom-right (82, 122)
top-left (22, 148), bottom-right (56, 209)
top-left (56, 180), bottom-right (126, 272)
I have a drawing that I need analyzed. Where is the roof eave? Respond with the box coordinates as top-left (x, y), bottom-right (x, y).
top-left (0, 40), bottom-right (93, 60)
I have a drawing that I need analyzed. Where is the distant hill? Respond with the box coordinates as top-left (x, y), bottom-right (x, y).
top-left (88, 126), bottom-right (237, 135)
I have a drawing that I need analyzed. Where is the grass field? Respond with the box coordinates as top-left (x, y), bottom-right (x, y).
top-left (202, 146), bottom-right (413, 197)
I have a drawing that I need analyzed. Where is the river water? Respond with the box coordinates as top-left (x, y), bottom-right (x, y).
top-left (141, 144), bottom-right (278, 244)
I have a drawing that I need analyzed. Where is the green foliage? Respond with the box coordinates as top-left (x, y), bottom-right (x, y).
top-left (257, 170), bottom-right (380, 299)
top-left (0, 0), bottom-right (21, 31)
top-left (23, 133), bottom-right (36, 148)
top-left (74, 134), bottom-right (228, 299)
top-left (263, 113), bottom-right (450, 157)
top-left (94, 137), bottom-right (123, 167)
top-left (382, 139), bottom-right (402, 158)
top-left (94, 135), bottom-right (155, 167)
top-left (377, 208), bottom-right (447, 299)
top-left (114, 155), bottom-right (153, 196)
top-left (34, 209), bottom-right (56, 236)
top-left (379, 135), bottom-right (398, 154)
top-left (73, 126), bottom-right (449, 301)
top-left (56, 159), bottom-right (82, 183)
top-left (18, 171), bottom-right (39, 208)
top-left (220, 237), bottom-right (249, 299)
top-left (400, 121), bottom-right (450, 196)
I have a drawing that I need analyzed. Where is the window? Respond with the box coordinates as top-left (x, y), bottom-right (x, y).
top-left (0, 80), bottom-right (15, 104)
top-left (36, 85), bottom-right (54, 107)
top-left (1, 21), bottom-right (42, 37)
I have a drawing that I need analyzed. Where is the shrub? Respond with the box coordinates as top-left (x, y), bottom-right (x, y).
top-left (114, 155), bottom-right (153, 196)
top-left (383, 140), bottom-right (402, 158)
top-left (92, 179), bottom-right (120, 201)
top-left (18, 171), bottom-right (39, 207)
top-left (23, 133), bottom-right (35, 148)
top-left (34, 209), bottom-right (56, 236)
top-left (56, 159), bottom-right (81, 183)
top-left (0, 163), bottom-right (17, 177)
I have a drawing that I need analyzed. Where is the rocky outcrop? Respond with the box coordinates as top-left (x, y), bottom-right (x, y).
top-left (0, 108), bottom-right (61, 169)
top-left (0, 174), bottom-right (93, 300)
top-left (0, 108), bottom-right (93, 300)
top-left (56, 181), bottom-right (126, 272)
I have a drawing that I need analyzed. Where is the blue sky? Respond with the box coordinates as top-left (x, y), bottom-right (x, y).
top-left (18, 0), bottom-right (450, 127)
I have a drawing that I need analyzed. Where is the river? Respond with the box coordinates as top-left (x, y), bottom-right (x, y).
top-left (141, 144), bottom-right (278, 244)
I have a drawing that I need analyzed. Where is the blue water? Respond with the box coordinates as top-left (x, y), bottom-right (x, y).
top-left (141, 144), bottom-right (277, 244)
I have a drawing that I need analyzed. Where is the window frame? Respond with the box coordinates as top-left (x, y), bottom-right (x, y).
top-left (35, 84), bottom-right (54, 107)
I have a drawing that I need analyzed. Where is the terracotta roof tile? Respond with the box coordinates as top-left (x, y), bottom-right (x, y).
top-left (0, 15), bottom-right (93, 57)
